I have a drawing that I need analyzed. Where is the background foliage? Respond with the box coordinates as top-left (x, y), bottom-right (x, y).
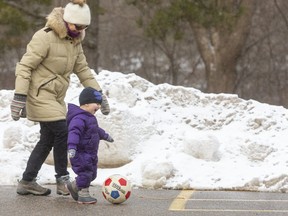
top-left (1, 0), bottom-right (288, 108)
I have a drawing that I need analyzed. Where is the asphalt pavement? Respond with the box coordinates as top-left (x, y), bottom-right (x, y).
top-left (1, 185), bottom-right (288, 216)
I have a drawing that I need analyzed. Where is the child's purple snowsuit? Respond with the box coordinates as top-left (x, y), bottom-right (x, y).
top-left (66, 103), bottom-right (109, 189)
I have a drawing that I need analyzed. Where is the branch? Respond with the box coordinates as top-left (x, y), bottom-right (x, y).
top-left (274, 0), bottom-right (288, 29)
top-left (2, 0), bottom-right (47, 19)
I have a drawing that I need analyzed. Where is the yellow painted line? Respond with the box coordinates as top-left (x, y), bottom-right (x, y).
top-left (187, 198), bottom-right (288, 202)
top-left (169, 191), bottom-right (288, 213)
top-left (169, 190), bottom-right (194, 211)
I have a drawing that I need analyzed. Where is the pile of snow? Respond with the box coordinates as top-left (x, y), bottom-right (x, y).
top-left (1, 70), bottom-right (288, 192)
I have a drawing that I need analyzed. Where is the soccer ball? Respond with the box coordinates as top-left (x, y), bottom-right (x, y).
top-left (102, 174), bottom-right (132, 204)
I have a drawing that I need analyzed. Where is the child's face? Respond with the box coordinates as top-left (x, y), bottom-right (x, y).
top-left (83, 103), bottom-right (101, 115)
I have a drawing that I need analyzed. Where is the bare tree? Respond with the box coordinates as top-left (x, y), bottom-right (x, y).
top-left (235, 0), bottom-right (288, 107)
top-left (82, 0), bottom-right (101, 73)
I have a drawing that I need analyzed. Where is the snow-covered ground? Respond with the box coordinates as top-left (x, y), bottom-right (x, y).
top-left (1, 70), bottom-right (288, 192)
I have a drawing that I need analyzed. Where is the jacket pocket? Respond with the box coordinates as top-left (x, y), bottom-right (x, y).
top-left (36, 74), bottom-right (57, 96)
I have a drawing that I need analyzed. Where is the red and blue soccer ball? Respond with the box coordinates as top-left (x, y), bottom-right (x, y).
top-left (102, 174), bottom-right (132, 204)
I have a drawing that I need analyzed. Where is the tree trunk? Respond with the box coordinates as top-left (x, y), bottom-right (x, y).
top-left (189, 0), bottom-right (256, 93)
top-left (83, 0), bottom-right (100, 73)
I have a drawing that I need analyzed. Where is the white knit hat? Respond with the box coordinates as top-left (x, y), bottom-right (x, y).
top-left (63, 2), bottom-right (91, 25)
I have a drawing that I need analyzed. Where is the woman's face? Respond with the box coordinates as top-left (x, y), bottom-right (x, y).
top-left (66, 22), bottom-right (88, 38)
top-left (67, 23), bottom-right (88, 33)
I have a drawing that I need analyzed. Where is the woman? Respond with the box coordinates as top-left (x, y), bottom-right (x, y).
top-left (10, 0), bottom-right (110, 196)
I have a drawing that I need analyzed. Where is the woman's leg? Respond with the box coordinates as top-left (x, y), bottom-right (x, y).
top-left (22, 122), bottom-right (54, 181)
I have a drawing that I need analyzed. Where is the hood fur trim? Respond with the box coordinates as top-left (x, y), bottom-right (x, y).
top-left (46, 7), bottom-right (83, 44)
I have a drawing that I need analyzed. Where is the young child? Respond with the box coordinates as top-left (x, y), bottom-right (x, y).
top-left (66, 87), bottom-right (114, 204)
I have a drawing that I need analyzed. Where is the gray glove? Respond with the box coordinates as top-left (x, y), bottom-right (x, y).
top-left (101, 94), bottom-right (110, 115)
top-left (68, 149), bottom-right (76, 158)
top-left (106, 135), bottom-right (114, 142)
top-left (10, 94), bottom-right (27, 121)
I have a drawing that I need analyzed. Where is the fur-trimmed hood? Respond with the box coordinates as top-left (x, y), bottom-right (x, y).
top-left (46, 7), bottom-right (84, 44)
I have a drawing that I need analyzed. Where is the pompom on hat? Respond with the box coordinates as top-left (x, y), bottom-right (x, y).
top-left (63, 0), bottom-right (91, 25)
top-left (79, 87), bottom-right (102, 105)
